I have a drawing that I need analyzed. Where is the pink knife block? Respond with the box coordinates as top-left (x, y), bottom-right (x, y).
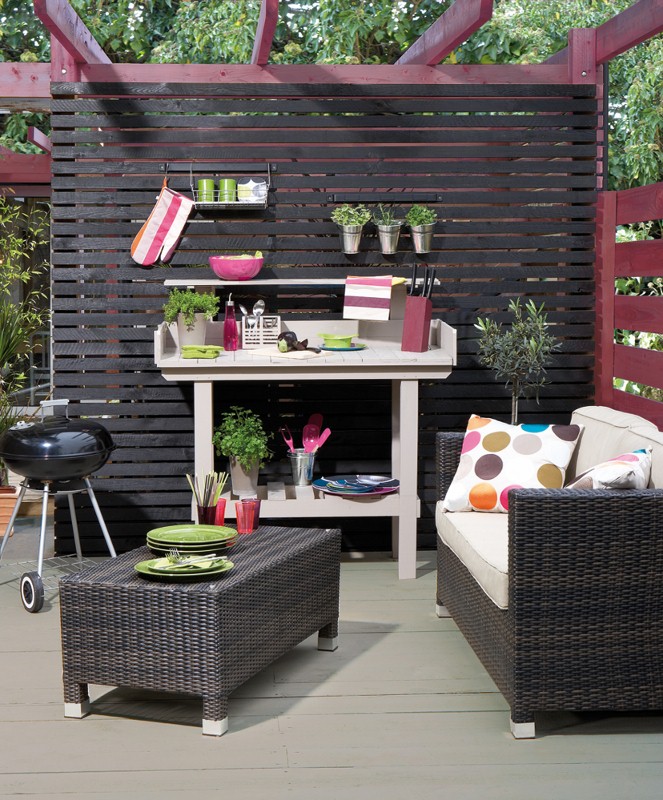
top-left (401, 295), bottom-right (432, 352)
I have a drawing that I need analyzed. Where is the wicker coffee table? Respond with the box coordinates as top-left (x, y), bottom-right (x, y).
top-left (59, 524), bottom-right (341, 736)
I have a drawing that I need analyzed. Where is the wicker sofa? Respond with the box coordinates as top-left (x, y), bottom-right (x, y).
top-left (435, 405), bottom-right (663, 738)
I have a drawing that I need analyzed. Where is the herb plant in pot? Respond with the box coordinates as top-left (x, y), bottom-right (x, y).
top-left (372, 204), bottom-right (403, 255)
top-left (163, 287), bottom-right (220, 349)
top-left (212, 406), bottom-right (273, 498)
top-left (330, 203), bottom-right (371, 254)
top-left (405, 204), bottom-right (438, 254)
top-left (475, 299), bottom-right (560, 425)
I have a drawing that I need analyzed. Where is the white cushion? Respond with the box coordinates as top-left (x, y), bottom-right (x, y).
top-left (442, 415), bottom-right (582, 513)
top-left (436, 502), bottom-right (508, 609)
top-left (566, 448), bottom-right (652, 490)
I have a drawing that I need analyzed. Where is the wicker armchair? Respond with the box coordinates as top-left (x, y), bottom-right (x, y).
top-left (436, 429), bottom-right (663, 738)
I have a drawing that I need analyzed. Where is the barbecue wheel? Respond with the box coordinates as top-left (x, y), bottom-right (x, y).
top-left (20, 572), bottom-right (44, 613)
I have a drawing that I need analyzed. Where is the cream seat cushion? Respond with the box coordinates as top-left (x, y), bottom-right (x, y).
top-left (436, 502), bottom-right (508, 609)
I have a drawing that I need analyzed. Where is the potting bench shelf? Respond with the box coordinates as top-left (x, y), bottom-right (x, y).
top-left (154, 283), bottom-right (456, 580)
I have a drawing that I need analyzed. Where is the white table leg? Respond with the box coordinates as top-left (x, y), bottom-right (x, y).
top-left (395, 379), bottom-right (419, 580)
top-left (194, 382), bottom-right (215, 519)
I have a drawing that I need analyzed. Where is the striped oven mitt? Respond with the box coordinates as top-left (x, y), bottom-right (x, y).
top-left (130, 178), bottom-right (194, 266)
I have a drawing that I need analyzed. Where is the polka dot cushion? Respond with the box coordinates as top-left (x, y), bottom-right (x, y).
top-left (566, 447), bottom-right (652, 490)
top-left (443, 415), bottom-right (583, 513)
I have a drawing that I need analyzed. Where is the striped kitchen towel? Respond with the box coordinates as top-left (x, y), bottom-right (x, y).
top-left (343, 275), bottom-right (393, 321)
top-left (130, 178), bottom-right (194, 266)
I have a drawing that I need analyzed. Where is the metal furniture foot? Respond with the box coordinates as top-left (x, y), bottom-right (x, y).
top-left (436, 603), bottom-right (450, 617)
top-left (64, 699), bottom-right (91, 718)
top-left (318, 635), bottom-right (338, 651)
top-left (510, 717), bottom-right (535, 739)
top-left (202, 717), bottom-right (229, 736)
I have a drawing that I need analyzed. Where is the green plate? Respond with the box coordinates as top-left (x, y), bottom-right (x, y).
top-left (147, 524), bottom-right (237, 544)
top-left (134, 558), bottom-right (234, 582)
top-left (147, 541), bottom-right (237, 555)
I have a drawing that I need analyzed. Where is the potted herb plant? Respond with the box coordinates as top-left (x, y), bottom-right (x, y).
top-left (330, 203), bottom-right (371, 254)
top-left (0, 197), bottom-right (50, 527)
top-left (212, 405), bottom-right (273, 498)
top-left (405, 204), bottom-right (438, 254)
top-left (475, 299), bottom-right (561, 424)
top-left (372, 204), bottom-right (403, 255)
top-left (163, 287), bottom-right (220, 348)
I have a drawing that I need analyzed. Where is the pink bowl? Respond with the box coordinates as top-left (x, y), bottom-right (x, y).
top-left (209, 255), bottom-right (264, 281)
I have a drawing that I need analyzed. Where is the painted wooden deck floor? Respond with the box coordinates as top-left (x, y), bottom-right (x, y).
top-left (2, 521), bottom-right (663, 799)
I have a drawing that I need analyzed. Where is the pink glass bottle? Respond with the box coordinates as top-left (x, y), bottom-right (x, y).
top-left (223, 294), bottom-right (239, 351)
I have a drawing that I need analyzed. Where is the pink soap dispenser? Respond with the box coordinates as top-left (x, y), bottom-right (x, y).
top-left (223, 293), bottom-right (239, 351)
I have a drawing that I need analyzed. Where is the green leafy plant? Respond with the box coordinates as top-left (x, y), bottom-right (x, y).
top-left (0, 197), bottom-right (50, 484)
top-left (475, 299), bottom-right (561, 425)
top-left (372, 204), bottom-right (402, 226)
top-left (163, 288), bottom-right (220, 330)
top-left (405, 204), bottom-right (438, 227)
top-left (330, 203), bottom-right (371, 227)
top-left (212, 406), bottom-right (274, 471)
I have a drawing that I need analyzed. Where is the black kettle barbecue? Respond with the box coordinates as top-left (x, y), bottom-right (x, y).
top-left (0, 400), bottom-right (117, 613)
top-left (0, 414), bottom-right (115, 482)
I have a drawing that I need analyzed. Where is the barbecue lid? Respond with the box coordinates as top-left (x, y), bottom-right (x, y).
top-left (0, 415), bottom-right (115, 461)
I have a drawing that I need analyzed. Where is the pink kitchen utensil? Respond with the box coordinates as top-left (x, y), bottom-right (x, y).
top-left (302, 423), bottom-right (319, 453)
top-left (279, 425), bottom-right (295, 452)
top-left (314, 427), bottom-right (331, 452)
top-left (307, 412), bottom-right (323, 431)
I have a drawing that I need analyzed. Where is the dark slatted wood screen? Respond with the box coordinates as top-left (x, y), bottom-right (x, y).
top-left (50, 81), bottom-right (598, 553)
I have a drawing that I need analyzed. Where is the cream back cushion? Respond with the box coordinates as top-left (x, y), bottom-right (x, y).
top-left (570, 406), bottom-right (663, 488)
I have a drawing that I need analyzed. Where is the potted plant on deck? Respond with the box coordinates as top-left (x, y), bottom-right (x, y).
top-left (163, 287), bottom-right (220, 349)
top-left (405, 204), bottom-right (438, 254)
top-left (475, 299), bottom-right (560, 425)
top-left (330, 203), bottom-right (371, 254)
top-left (212, 406), bottom-right (273, 498)
top-left (0, 197), bottom-right (50, 531)
top-left (372, 204), bottom-right (403, 255)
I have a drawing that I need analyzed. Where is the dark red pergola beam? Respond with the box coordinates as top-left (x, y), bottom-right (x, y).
top-left (396, 0), bottom-right (494, 66)
top-left (33, 0), bottom-right (110, 64)
top-left (547, 0), bottom-right (663, 65)
top-left (0, 147), bottom-right (51, 184)
top-left (251, 0), bottom-right (279, 66)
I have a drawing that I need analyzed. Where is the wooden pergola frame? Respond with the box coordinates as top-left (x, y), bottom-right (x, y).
top-left (1, 0), bottom-right (661, 195)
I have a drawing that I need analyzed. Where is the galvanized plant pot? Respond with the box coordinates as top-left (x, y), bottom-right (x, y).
top-left (377, 222), bottom-right (403, 255)
top-left (409, 222), bottom-right (435, 254)
top-left (338, 224), bottom-right (364, 255)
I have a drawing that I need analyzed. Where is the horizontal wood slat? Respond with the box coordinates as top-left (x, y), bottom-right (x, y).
top-left (614, 295), bottom-right (663, 336)
top-left (51, 81), bottom-right (598, 552)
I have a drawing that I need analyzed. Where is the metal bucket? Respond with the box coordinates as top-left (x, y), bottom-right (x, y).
top-left (409, 223), bottom-right (435, 254)
top-left (288, 448), bottom-right (316, 486)
top-left (377, 223), bottom-right (402, 255)
top-left (337, 224), bottom-right (363, 255)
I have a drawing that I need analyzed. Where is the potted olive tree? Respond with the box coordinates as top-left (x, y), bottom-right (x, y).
top-left (212, 406), bottom-right (273, 498)
top-left (330, 203), bottom-right (371, 254)
top-left (475, 299), bottom-right (560, 425)
top-left (372, 204), bottom-right (403, 255)
top-left (0, 197), bottom-right (50, 527)
top-left (163, 287), bottom-right (220, 348)
top-left (406, 204), bottom-right (438, 254)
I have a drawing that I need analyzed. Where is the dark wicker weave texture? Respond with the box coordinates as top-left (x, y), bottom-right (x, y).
top-left (60, 525), bottom-right (341, 730)
top-left (436, 431), bottom-right (663, 729)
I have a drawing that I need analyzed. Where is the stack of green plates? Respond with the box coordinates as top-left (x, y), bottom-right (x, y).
top-left (146, 524), bottom-right (238, 555)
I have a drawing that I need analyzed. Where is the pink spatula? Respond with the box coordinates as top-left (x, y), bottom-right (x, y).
top-left (314, 427), bottom-right (331, 452)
